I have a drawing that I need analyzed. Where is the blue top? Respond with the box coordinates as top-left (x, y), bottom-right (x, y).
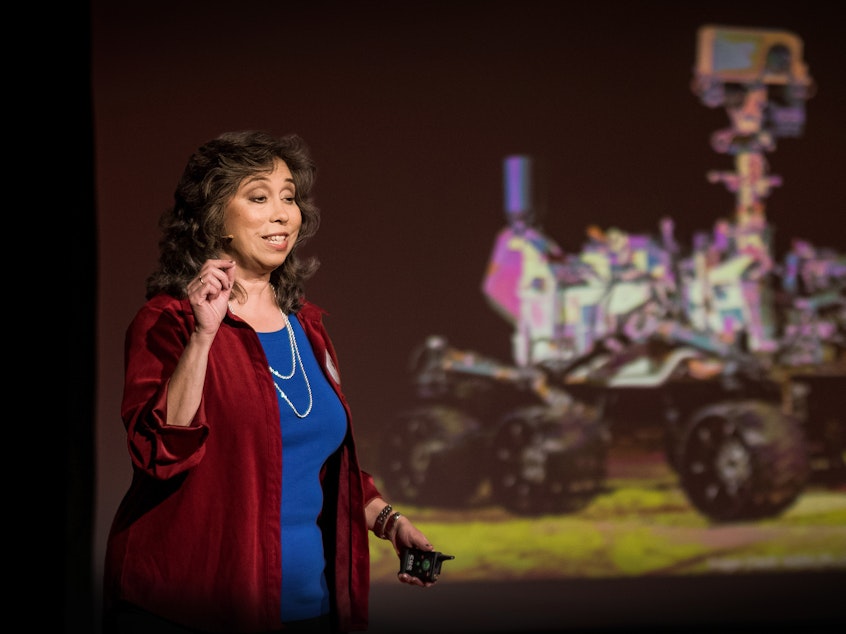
top-left (257, 314), bottom-right (347, 621)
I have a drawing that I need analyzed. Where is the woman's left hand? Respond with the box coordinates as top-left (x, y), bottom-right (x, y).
top-left (391, 516), bottom-right (436, 587)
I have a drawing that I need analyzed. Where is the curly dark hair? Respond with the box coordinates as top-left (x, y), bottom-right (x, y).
top-left (146, 130), bottom-right (321, 314)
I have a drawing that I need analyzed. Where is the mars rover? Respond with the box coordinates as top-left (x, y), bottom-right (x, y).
top-left (377, 26), bottom-right (844, 522)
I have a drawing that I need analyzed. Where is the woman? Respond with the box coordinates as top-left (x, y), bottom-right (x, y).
top-left (103, 130), bottom-right (436, 633)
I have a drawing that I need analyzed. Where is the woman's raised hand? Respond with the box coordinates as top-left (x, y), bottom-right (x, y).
top-left (188, 259), bottom-right (236, 335)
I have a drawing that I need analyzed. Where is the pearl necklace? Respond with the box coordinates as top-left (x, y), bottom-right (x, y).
top-left (268, 312), bottom-right (313, 419)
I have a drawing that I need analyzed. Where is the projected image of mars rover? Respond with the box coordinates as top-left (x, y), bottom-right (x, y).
top-left (376, 26), bottom-right (845, 522)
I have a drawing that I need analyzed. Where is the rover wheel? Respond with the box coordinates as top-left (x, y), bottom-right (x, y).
top-left (491, 404), bottom-right (608, 516)
top-left (378, 405), bottom-right (483, 507)
top-left (675, 400), bottom-right (810, 522)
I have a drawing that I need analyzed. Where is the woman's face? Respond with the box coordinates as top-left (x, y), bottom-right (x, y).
top-left (221, 158), bottom-right (301, 276)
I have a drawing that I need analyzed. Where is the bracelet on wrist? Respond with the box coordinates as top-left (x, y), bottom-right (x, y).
top-left (383, 511), bottom-right (402, 539)
top-left (374, 504), bottom-right (392, 538)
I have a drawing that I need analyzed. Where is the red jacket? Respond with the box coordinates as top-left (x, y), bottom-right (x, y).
top-left (103, 294), bottom-right (380, 632)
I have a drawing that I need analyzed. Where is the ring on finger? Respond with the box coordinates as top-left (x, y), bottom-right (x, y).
top-left (199, 276), bottom-right (205, 284)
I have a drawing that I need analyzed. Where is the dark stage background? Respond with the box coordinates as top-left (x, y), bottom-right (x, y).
top-left (69, 1), bottom-right (846, 632)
